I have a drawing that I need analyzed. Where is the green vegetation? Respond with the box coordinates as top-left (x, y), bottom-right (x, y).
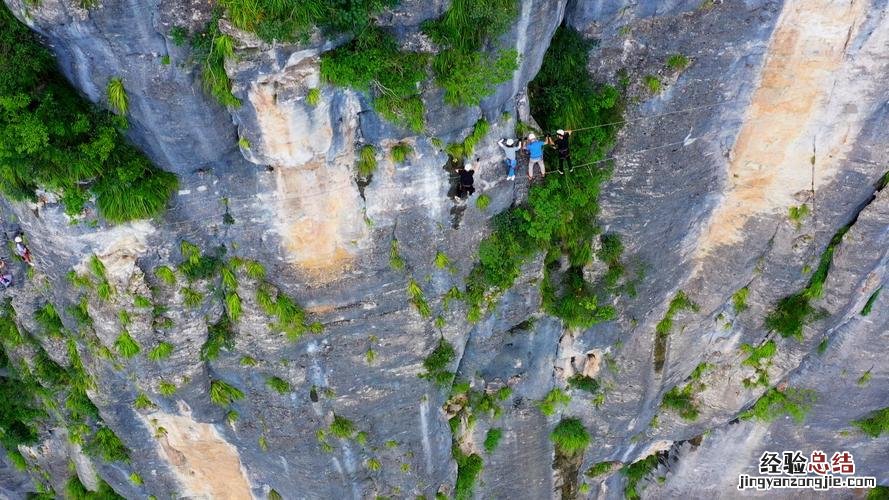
top-left (154, 265), bottom-right (176, 285)
top-left (391, 142), bottom-right (413, 164)
top-left (389, 239), bottom-right (405, 271)
top-left (218, 0), bottom-right (392, 43)
top-left (306, 88), bottom-right (321, 107)
top-left (861, 287), bottom-right (881, 316)
top-left (788, 204), bottom-right (809, 229)
top-left (366, 457), bottom-right (381, 471)
top-left (419, 337), bottom-right (456, 386)
top-left (549, 417), bottom-right (589, 456)
top-left (662, 385), bottom-right (699, 421)
top-left (193, 9), bottom-right (240, 107)
top-left (475, 193), bottom-right (491, 211)
top-left (106, 77), bottom-right (128, 114)
top-left (321, 27), bottom-right (427, 132)
top-left (356, 145), bottom-right (377, 177)
top-left (567, 374), bottom-right (599, 393)
top-left (586, 461), bottom-right (616, 477)
top-left (148, 341), bottom-right (174, 361)
top-left (182, 287), bottom-right (204, 308)
top-left (202, 316), bottom-right (234, 361)
top-left (453, 447), bottom-right (483, 500)
top-left (330, 415), bottom-right (356, 439)
top-left (853, 407), bottom-right (889, 437)
top-left (169, 26), bottom-right (188, 45)
top-left (86, 426), bottom-right (129, 462)
top-left (434, 251), bottom-right (450, 270)
top-left (463, 26), bottom-right (623, 328)
top-left (622, 454), bottom-right (660, 500)
top-left (868, 486), bottom-right (889, 500)
top-left (740, 340), bottom-right (776, 388)
top-left (766, 224), bottom-right (850, 339)
top-left (643, 74), bottom-right (662, 93)
top-left (35, 303), bottom-right (64, 338)
top-left (407, 278), bottom-right (431, 317)
top-left (483, 427), bottom-right (503, 453)
top-left (654, 291), bottom-right (698, 371)
top-left (732, 287), bottom-right (749, 313)
top-left (266, 376), bottom-right (290, 394)
top-left (161, 54), bottom-right (171, 65)
top-left (857, 370), bottom-right (872, 386)
top-left (666, 54), bottom-right (689, 71)
top-left (114, 330), bottom-right (140, 358)
top-left (256, 282), bottom-right (322, 342)
top-left (244, 260), bottom-right (266, 280)
top-left (158, 380), bottom-right (177, 396)
top-left (133, 393), bottom-right (154, 410)
top-left (740, 387), bottom-right (816, 423)
top-left (0, 5), bottom-right (178, 222)
top-left (537, 388), bottom-right (571, 416)
top-left (423, 0), bottom-right (519, 106)
top-left (65, 475), bottom-right (124, 500)
top-left (209, 379), bottom-right (244, 406)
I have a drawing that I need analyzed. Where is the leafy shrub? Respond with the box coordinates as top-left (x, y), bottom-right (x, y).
top-left (106, 77), bottom-right (128, 114)
top-left (35, 303), bottom-right (64, 338)
top-left (193, 9), bottom-right (240, 107)
top-left (266, 376), bottom-right (290, 394)
top-left (537, 388), bottom-right (571, 416)
top-left (114, 331), bottom-right (140, 358)
top-left (356, 145), bottom-right (377, 177)
top-left (420, 337), bottom-right (456, 386)
top-left (483, 428), bottom-right (503, 453)
top-left (453, 447), bottom-right (483, 500)
top-left (65, 475), bottom-right (124, 500)
top-left (465, 26), bottom-right (623, 326)
top-left (586, 461), bottom-right (616, 477)
top-left (656, 291), bottom-right (699, 336)
top-left (148, 341), bottom-right (174, 361)
top-left (853, 407), bottom-right (889, 437)
top-left (740, 387), bottom-right (817, 423)
top-left (666, 54), bottom-right (689, 70)
top-left (330, 415), bottom-right (356, 439)
top-left (550, 417), bottom-right (589, 456)
top-left (423, 0), bottom-right (519, 106)
top-left (475, 193), bottom-right (491, 211)
top-left (209, 379), bottom-right (244, 406)
top-left (741, 340), bottom-right (776, 368)
top-left (622, 453), bottom-right (660, 500)
top-left (662, 385), bottom-right (699, 421)
top-left (321, 28), bottom-right (427, 132)
top-left (391, 142), bottom-right (413, 164)
top-left (86, 427), bottom-right (129, 462)
top-left (567, 374), bottom-right (599, 393)
top-left (766, 225), bottom-right (850, 339)
top-left (0, 6), bottom-right (178, 222)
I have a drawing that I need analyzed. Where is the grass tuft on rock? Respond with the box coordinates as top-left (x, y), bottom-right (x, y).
top-left (550, 417), bottom-right (589, 456)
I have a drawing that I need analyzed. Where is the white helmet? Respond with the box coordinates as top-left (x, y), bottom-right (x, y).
top-left (14, 236), bottom-right (22, 243)
top-left (506, 138), bottom-right (514, 146)
top-left (557, 129), bottom-right (565, 136)
top-left (464, 163), bottom-right (473, 171)
top-left (528, 133), bottom-right (536, 140)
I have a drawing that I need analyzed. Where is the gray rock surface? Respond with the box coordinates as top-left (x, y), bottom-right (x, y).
top-left (0, 0), bottom-right (887, 498)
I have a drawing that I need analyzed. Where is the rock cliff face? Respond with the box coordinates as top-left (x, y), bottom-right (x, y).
top-left (1, 0), bottom-right (887, 499)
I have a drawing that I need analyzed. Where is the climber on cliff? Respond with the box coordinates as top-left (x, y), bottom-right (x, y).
top-left (498, 138), bottom-right (520, 181)
top-left (13, 235), bottom-right (33, 266)
top-left (551, 129), bottom-right (572, 174)
top-left (0, 261), bottom-right (12, 288)
top-left (525, 133), bottom-right (546, 180)
top-left (455, 160), bottom-right (477, 200)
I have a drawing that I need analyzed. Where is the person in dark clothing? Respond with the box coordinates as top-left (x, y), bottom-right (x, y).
top-left (455, 161), bottom-right (476, 200)
top-left (552, 129), bottom-right (572, 174)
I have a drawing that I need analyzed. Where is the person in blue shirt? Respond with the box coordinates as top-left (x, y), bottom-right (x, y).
top-left (525, 133), bottom-right (546, 179)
